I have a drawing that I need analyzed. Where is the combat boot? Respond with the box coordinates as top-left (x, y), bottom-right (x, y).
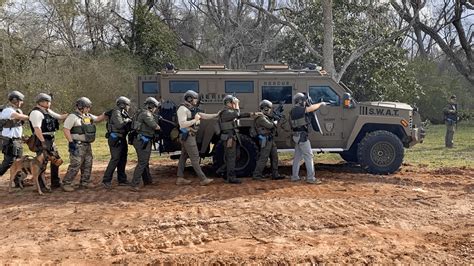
top-left (252, 175), bottom-right (265, 181)
top-left (226, 177), bottom-right (242, 184)
top-left (272, 173), bottom-right (285, 180)
top-left (62, 184), bottom-right (75, 192)
top-left (200, 178), bottom-right (214, 186)
top-left (176, 177), bottom-right (192, 185)
top-left (79, 182), bottom-right (96, 189)
top-left (306, 179), bottom-right (322, 185)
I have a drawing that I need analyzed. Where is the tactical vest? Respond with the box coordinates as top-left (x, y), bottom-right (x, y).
top-left (70, 112), bottom-right (96, 142)
top-left (29, 107), bottom-right (59, 134)
top-left (255, 115), bottom-right (274, 136)
top-left (289, 105), bottom-right (308, 132)
top-left (132, 108), bottom-right (156, 137)
top-left (444, 103), bottom-right (458, 122)
top-left (106, 107), bottom-right (131, 134)
top-left (219, 108), bottom-right (239, 133)
top-left (0, 105), bottom-right (24, 129)
top-left (179, 103), bottom-right (199, 130)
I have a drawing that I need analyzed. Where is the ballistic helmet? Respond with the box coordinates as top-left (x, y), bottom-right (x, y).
top-left (76, 97), bottom-right (92, 109)
top-left (35, 93), bottom-right (52, 103)
top-left (144, 97), bottom-right (160, 109)
top-left (259, 100), bottom-right (273, 110)
top-left (116, 96), bottom-right (131, 108)
top-left (293, 93), bottom-right (307, 105)
top-left (8, 90), bottom-right (25, 102)
top-left (183, 90), bottom-right (199, 103)
top-left (223, 95), bottom-right (238, 105)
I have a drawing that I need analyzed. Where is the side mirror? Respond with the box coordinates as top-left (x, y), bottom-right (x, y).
top-left (343, 93), bottom-right (356, 109)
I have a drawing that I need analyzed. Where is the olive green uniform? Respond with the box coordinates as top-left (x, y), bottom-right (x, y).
top-left (102, 107), bottom-right (132, 185)
top-left (443, 102), bottom-right (458, 148)
top-left (217, 106), bottom-right (251, 181)
top-left (252, 114), bottom-right (280, 179)
top-left (131, 108), bottom-right (158, 187)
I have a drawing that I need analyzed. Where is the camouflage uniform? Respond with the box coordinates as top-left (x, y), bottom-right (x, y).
top-left (131, 108), bottom-right (158, 187)
top-left (63, 112), bottom-right (97, 187)
top-left (443, 97), bottom-right (458, 148)
top-left (102, 107), bottom-right (132, 186)
top-left (252, 114), bottom-right (281, 180)
top-left (217, 106), bottom-right (252, 183)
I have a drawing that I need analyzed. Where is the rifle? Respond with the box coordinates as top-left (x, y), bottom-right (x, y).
top-left (272, 101), bottom-right (285, 122)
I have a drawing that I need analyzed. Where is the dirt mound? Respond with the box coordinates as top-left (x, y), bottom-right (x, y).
top-left (0, 161), bottom-right (472, 264)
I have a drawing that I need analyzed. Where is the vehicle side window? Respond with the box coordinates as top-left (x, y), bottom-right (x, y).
top-left (309, 86), bottom-right (340, 105)
top-left (262, 86), bottom-right (292, 104)
top-left (143, 81), bottom-right (159, 94)
top-left (169, 80), bottom-right (199, 93)
top-left (225, 81), bottom-right (254, 93)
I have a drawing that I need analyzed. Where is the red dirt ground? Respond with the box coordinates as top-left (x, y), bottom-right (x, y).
top-left (0, 159), bottom-right (472, 264)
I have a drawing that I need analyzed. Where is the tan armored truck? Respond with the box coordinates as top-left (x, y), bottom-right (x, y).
top-left (137, 64), bottom-right (425, 176)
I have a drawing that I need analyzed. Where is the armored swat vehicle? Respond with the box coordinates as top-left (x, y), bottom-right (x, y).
top-left (137, 64), bottom-right (425, 176)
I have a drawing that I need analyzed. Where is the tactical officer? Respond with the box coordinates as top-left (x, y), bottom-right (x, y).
top-left (62, 97), bottom-right (107, 192)
top-left (217, 95), bottom-right (261, 184)
top-left (176, 90), bottom-right (217, 186)
top-left (252, 100), bottom-right (284, 181)
top-left (443, 95), bottom-right (458, 148)
top-left (0, 91), bottom-right (29, 187)
top-left (130, 97), bottom-right (161, 191)
top-left (29, 93), bottom-right (68, 190)
top-left (290, 93), bottom-right (326, 184)
top-left (102, 96), bottom-right (132, 189)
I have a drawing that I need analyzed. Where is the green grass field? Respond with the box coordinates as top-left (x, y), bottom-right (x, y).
top-left (5, 122), bottom-right (474, 169)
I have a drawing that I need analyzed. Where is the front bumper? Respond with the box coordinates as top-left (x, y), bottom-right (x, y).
top-left (408, 126), bottom-right (426, 147)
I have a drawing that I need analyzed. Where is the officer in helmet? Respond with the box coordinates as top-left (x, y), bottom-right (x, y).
top-left (102, 96), bottom-right (133, 189)
top-left (0, 90), bottom-right (29, 187)
top-left (176, 90), bottom-right (218, 186)
top-left (217, 95), bottom-right (261, 184)
top-left (29, 92), bottom-right (68, 190)
top-left (62, 97), bottom-right (107, 192)
top-left (289, 93), bottom-right (327, 184)
top-left (252, 100), bottom-right (284, 181)
top-left (443, 94), bottom-right (458, 148)
top-left (129, 97), bottom-right (161, 191)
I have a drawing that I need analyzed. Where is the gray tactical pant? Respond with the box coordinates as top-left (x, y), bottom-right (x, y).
top-left (63, 142), bottom-right (93, 185)
top-left (177, 135), bottom-right (206, 179)
top-left (445, 122), bottom-right (455, 148)
top-left (291, 138), bottom-right (315, 181)
top-left (131, 138), bottom-right (153, 186)
top-left (103, 137), bottom-right (128, 184)
top-left (252, 138), bottom-right (278, 178)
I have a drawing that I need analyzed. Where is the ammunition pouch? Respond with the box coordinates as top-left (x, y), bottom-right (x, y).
top-left (220, 121), bottom-right (235, 131)
top-left (292, 131), bottom-right (308, 144)
top-left (290, 117), bottom-right (308, 129)
top-left (71, 123), bottom-right (96, 143)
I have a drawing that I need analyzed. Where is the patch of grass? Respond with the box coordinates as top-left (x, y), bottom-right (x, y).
top-left (3, 122), bottom-right (473, 169)
top-left (404, 122), bottom-right (474, 168)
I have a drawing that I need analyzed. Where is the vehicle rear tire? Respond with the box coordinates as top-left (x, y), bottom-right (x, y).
top-left (357, 130), bottom-right (404, 174)
top-left (339, 148), bottom-right (358, 163)
top-left (212, 134), bottom-right (258, 177)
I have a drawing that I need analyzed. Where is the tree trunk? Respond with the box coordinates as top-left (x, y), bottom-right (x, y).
top-left (322, 0), bottom-right (336, 77)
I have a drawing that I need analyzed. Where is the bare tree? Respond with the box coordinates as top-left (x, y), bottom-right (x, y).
top-left (243, 0), bottom-right (420, 82)
top-left (391, 0), bottom-right (474, 86)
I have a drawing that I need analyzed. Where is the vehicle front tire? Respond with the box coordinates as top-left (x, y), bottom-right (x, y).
top-left (212, 134), bottom-right (258, 177)
top-left (357, 130), bottom-right (404, 174)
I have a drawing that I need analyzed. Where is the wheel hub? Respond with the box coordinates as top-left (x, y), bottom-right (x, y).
top-left (370, 141), bottom-right (396, 167)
